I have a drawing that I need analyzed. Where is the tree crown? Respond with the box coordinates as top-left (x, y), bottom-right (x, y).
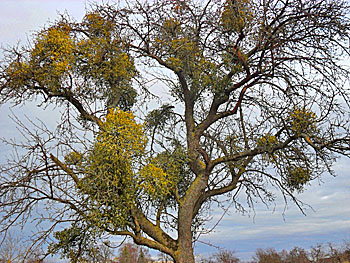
top-left (1, 0), bottom-right (350, 262)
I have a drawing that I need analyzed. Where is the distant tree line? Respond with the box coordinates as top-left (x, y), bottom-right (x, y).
top-left (199, 242), bottom-right (350, 263)
top-left (1, 236), bottom-right (350, 262)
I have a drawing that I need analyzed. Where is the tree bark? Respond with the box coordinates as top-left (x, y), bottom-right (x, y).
top-left (174, 205), bottom-right (195, 263)
top-left (174, 243), bottom-right (195, 263)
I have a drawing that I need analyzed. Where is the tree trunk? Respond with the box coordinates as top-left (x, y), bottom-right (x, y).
top-left (174, 204), bottom-right (196, 263)
top-left (173, 234), bottom-right (195, 263)
top-left (174, 244), bottom-right (195, 263)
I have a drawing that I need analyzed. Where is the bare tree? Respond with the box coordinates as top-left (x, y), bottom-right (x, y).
top-left (252, 248), bottom-right (282, 263)
top-left (0, 233), bottom-right (44, 263)
top-left (204, 250), bottom-right (240, 263)
top-left (283, 247), bottom-right (310, 263)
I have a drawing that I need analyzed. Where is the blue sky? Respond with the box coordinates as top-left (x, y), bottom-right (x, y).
top-left (0, 0), bottom-right (349, 261)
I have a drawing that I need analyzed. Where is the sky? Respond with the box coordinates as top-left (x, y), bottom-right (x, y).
top-left (0, 0), bottom-right (350, 261)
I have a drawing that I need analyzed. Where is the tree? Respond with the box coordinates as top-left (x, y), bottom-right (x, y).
top-left (137, 248), bottom-right (152, 263)
top-left (283, 247), bottom-right (310, 263)
top-left (214, 250), bottom-right (240, 263)
top-left (204, 250), bottom-right (240, 263)
top-left (252, 248), bottom-right (282, 263)
top-left (118, 243), bottom-right (138, 263)
top-left (1, 0), bottom-right (350, 263)
top-left (309, 243), bottom-right (350, 263)
top-left (117, 243), bottom-right (152, 263)
top-left (0, 233), bottom-right (45, 263)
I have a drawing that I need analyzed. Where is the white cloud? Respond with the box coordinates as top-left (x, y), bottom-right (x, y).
top-left (197, 159), bottom-right (350, 251)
